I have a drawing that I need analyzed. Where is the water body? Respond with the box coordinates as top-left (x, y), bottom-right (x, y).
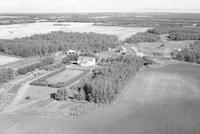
top-left (0, 22), bottom-right (149, 40)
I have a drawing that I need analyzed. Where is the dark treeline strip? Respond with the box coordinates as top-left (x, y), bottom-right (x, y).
top-left (53, 55), bottom-right (144, 104)
top-left (125, 32), bottom-right (160, 43)
top-left (171, 41), bottom-right (200, 63)
top-left (17, 57), bottom-right (54, 75)
top-left (0, 31), bottom-right (120, 57)
top-left (148, 27), bottom-right (200, 40)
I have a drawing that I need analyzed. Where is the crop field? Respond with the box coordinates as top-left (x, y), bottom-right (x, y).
top-left (16, 98), bottom-right (97, 117)
top-left (0, 94), bottom-right (14, 110)
top-left (47, 69), bottom-right (83, 84)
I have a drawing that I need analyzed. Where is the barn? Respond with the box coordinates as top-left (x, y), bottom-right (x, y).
top-left (77, 56), bottom-right (96, 67)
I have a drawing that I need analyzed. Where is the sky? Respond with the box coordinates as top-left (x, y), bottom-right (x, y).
top-left (0, 0), bottom-right (200, 13)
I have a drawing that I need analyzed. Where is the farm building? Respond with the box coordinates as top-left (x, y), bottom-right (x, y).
top-left (77, 56), bottom-right (96, 67)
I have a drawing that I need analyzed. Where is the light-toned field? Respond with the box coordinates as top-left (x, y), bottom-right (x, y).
top-left (19, 86), bottom-right (57, 104)
top-left (1, 63), bottom-right (200, 134)
top-left (133, 40), bottom-right (194, 58)
top-left (0, 57), bottom-right (39, 70)
top-left (0, 55), bottom-right (21, 66)
top-left (0, 22), bottom-right (148, 40)
top-left (47, 69), bottom-right (83, 83)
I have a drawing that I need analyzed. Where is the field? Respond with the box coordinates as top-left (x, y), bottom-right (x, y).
top-left (47, 69), bottom-right (83, 84)
top-left (1, 63), bottom-right (200, 134)
top-left (0, 57), bottom-right (39, 70)
top-left (0, 55), bottom-right (21, 66)
top-left (125, 34), bottom-right (195, 58)
top-left (19, 86), bottom-right (57, 104)
top-left (0, 22), bottom-right (148, 40)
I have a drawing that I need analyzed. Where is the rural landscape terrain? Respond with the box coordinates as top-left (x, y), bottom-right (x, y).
top-left (0, 12), bottom-right (200, 134)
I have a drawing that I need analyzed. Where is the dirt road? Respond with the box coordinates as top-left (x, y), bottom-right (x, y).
top-left (1, 63), bottom-right (200, 134)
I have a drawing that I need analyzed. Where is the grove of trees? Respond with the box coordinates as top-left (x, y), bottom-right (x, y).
top-left (171, 41), bottom-right (200, 63)
top-left (125, 32), bottom-right (160, 43)
top-left (148, 27), bottom-right (200, 40)
top-left (53, 55), bottom-right (144, 104)
top-left (0, 31), bottom-right (120, 57)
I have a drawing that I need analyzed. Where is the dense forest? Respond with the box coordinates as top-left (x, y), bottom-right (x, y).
top-left (171, 41), bottom-right (200, 63)
top-left (53, 55), bottom-right (144, 103)
top-left (0, 31), bottom-right (120, 57)
top-left (148, 27), bottom-right (200, 40)
top-left (125, 32), bottom-right (160, 43)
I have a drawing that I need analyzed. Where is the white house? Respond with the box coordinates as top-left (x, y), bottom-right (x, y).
top-left (77, 56), bottom-right (96, 67)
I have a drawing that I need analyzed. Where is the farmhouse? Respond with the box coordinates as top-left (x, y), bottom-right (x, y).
top-left (77, 56), bottom-right (96, 67)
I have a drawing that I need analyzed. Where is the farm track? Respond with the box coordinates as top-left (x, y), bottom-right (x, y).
top-left (1, 63), bottom-right (200, 134)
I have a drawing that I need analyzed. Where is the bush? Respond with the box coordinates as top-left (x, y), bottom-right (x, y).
top-left (25, 96), bottom-right (31, 100)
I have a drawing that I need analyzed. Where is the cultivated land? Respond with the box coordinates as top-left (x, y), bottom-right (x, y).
top-left (0, 63), bottom-right (200, 134)
top-left (0, 13), bottom-right (200, 134)
top-left (47, 69), bottom-right (83, 83)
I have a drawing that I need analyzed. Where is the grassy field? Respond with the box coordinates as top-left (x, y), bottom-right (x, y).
top-left (134, 40), bottom-right (194, 58)
top-left (0, 57), bottom-right (39, 70)
top-left (47, 69), bottom-right (83, 84)
top-left (0, 55), bottom-right (21, 67)
top-left (19, 86), bottom-right (57, 104)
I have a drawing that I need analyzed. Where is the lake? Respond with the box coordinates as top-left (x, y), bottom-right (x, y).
top-left (0, 22), bottom-right (149, 40)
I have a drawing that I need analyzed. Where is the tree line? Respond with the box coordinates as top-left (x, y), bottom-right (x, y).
top-left (148, 27), bottom-right (200, 40)
top-left (0, 31), bottom-right (120, 57)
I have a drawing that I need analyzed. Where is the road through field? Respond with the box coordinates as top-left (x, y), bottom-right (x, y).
top-left (1, 63), bottom-right (200, 134)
